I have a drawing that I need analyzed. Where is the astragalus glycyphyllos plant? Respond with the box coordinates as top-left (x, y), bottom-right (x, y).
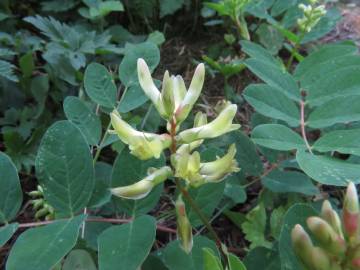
top-left (109, 58), bottom-right (240, 253)
top-left (292, 183), bottom-right (360, 270)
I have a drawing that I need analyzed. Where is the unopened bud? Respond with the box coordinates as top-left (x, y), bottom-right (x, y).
top-left (291, 224), bottom-right (315, 269)
top-left (175, 195), bottom-right (193, 254)
top-left (307, 217), bottom-right (346, 255)
top-left (111, 166), bottom-right (172, 200)
top-left (311, 247), bottom-right (332, 270)
top-left (343, 182), bottom-right (360, 239)
top-left (321, 200), bottom-right (343, 238)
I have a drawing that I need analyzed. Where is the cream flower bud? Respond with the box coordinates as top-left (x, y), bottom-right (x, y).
top-left (343, 182), bottom-right (360, 239)
top-left (177, 102), bottom-right (240, 144)
top-left (110, 111), bottom-right (171, 160)
top-left (137, 58), bottom-right (167, 118)
top-left (175, 195), bottom-right (193, 254)
top-left (321, 200), bottom-right (343, 238)
top-left (111, 166), bottom-right (172, 200)
top-left (200, 144), bottom-right (240, 183)
top-left (307, 217), bottom-right (346, 255)
top-left (291, 224), bottom-right (315, 269)
top-left (175, 63), bottom-right (205, 123)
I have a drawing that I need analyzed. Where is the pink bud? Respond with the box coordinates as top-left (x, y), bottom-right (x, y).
top-left (343, 182), bottom-right (360, 238)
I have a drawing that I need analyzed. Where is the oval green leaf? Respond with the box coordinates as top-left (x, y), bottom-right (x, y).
top-left (6, 215), bottom-right (86, 270)
top-left (0, 152), bottom-right (22, 224)
top-left (98, 215), bottom-right (156, 270)
top-left (36, 121), bottom-right (94, 216)
top-left (84, 63), bottom-right (117, 108)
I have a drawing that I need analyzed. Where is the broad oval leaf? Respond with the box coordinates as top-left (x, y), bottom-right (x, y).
top-left (84, 63), bottom-right (117, 108)
top-left (36, 121), bottom-right (94, 216)
top-left (63, 96), bottom-right (102, 145)
top-left (111, 150), bottom-right (164, 216)
top-left (306, 66), bottom-right (360, 106)
top-left (0, 152), bottom-right (22, 224)
top-left (0, 223), bottom-right (18, 247)
top-left (162, 236), bottom-right (219, 270)
top-left (98, 215), bottom-right (156, 270)
top-left (251, 124), bottom-right (305, 151)
top-left (279, 204), bottom-right (317, 270)
top-left (296, 150), bottom-right (360, 186)
top-left (240, 40), bottom-right (282, 68)
top-left (262, 170), bottom-right (318, 195)
top-left (6, 215), bottom-right (86, 270)
top-left (228, 253), bottom-right (247, 270)
top-left (308, 95), bottom-right (360, 128)
top-left (62, 249), bottom-right (97, 270)
top-left (313, 129), bottom-right (360, 156)
top-left (244, 58), bottom-right (300, 101)
top-left (243, 84), bottom-right (299, 126)
top-left (203, 248), bottom-right (223, 270)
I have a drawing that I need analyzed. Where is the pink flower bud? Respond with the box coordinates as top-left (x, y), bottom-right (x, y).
top-left (343, 182), bottom-right (360, 238)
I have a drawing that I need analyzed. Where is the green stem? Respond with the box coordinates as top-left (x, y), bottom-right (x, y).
top-left (93, 121), bottom-right (112, 164)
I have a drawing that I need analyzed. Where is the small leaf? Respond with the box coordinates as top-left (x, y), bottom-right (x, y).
top-left (62, 249), bottom-right (97, 270)
top-left (36, 121), bottom-right (94, 216)
top-left (262, 170), bottom-right (318, 195)
top-left (0, 152), bottom-right (22, 224)
top-left (240, 40), bottom-right (282, 68)
top-left (98, 215), bottom-right (156, 270)
top-left (244, 247), bottom-right (280, 270)
top-left (63, 96), bottom-right (102, 146)
top-left (0, 60), bottom-right (18, 82)
top-left (308, 95), bottom-right (360, 128)
top-left (0, 223), bottom-right (18, 247)
top-left (313, 129), bottom-right (360, 156)
top-left (243, 84), bottom-right (300, 126)
top-left (84, 63), bottom-right (117, 108)
top-left (203, 248), bottom-right (223, 270)
top-left (296, 150), bottom-right (360, 186)
top-left (19, 52), bottom-right (35, 78)
top-left (241, 204), bottom-right (272, 250)
top-left (159, 0), bottom-right (185, 18)
top-left (6, 215), bottom-right (86, 270)
top-left (228, 253), bottom-right (247, 270)
top-left (251, 124), bottom-right (305, 151)
top-left (244, 58), bottom-right (300, 101)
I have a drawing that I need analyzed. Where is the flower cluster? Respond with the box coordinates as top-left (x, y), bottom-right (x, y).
top-left (110, 58), bottom-right (240, 253)
top-left (292, 183), bottom-right (360, 270)
top-left (297, 1), bottom-right (326, 33)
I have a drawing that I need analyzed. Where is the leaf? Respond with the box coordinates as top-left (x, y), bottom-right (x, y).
top-left (262, 170), bottom-right (318, 195)
top-left (224, 177), bottom-right (247, 204)
top-left (6, 215), bottom-right (86, 270)
top-left (251, 124), bottom-right (305, 151)
top-left (243, 84), bottom-right (300, 126)
top-left (159, 0), bottom-right (185, 18)
top-left (84, 63), bottom-right (117, 108)
top-left (19, 52), bottom-right (35, 78)
top-left (31, 75), bottom-right (49, 117)
top-left (162, 236), bottom-right (219, 270)
top-left (188, 181), bottom-right (225, 227)
top-left (63, 96), bottom-right (102, 145)
top-left (294, 44), bottom-right (358, 84)
top-left (88, 162), bottom-right (112, 208)
top-left (313, 129), bottom-right (360, 156)
top-left (279, 204), bottom-right (317, 270)
top-left (270, 207), bottom-right (286, 240)
top-left (118, 42), bottom-right (160, 111)
top-left (0, 60), bottom-right (18, 82)
top-left (255, 24), bottom-right (283, 55)
top-left (307, 95), bottom-right (360, 128)
top-left (244, 58), bottom-right (300, 101)
top-left (296, 150), bottom-right (360, 186)
top-left (244, 247), bottom-right (280, 270)
top-left (306, 66), bottom-right (360, 106)
top-left (203, 248), bottom-right (223, 270)
top-left (0, 152), bottom-right (22, 224)
top-left (241, 204), bottom-right (272, 250)
top-left (62, 249), bottom-right (97, 270)
top-left (240, 40), bottom-right (282, 68)
top-left (0, 223), bottom-right (18, 247)
top-left (35, 121), bottom-right (94, 216)
top-left (228, 253), bottom-right (247, 270)
top-left (98, 215), bottom-right (156, 270)
top-left (111, 150), bottom-right (165, 216)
